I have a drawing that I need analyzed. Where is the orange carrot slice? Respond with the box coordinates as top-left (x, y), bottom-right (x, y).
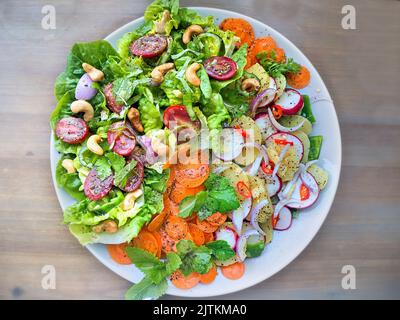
top-left (170, 270), bottom-right (200, 289)
top-left (221, 262), bottom-right (245, 280)
top-left (107, 243), bottom-right (132, 265)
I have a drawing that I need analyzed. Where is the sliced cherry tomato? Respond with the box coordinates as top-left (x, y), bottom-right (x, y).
top-left (107, 121), bottom-right (136, 156)
top-left (103, 83), bottom-right (124, 114)
top-left (121, 157), bottom-right (144, 192)
top-left (203, 56), bottom-right (237, 80)
top-left (130, 35), bottom-right (168, 58)
top-left (163, 105), bottom-right (200, 131)
top-left (84, 168), bottom-right (113, 201)
top-left (55, 117), bottom-right (89, 144)
top-left (300, 183), bottom-right (310, 201)
top-left (271, 104), bottom-right (283, 119)
top-left (274, 139), bottom-right (294, 146)
top-left (236, 181), bottom-right (252, 199)
top-left (261, 160), bottom-right (274, 175)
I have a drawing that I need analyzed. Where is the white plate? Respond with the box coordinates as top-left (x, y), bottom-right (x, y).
top-left (50, 7), bottom-right (342, 298)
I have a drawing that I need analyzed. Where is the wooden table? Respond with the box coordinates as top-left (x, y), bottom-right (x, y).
top-left (0, 0), bottom-right (399, 300)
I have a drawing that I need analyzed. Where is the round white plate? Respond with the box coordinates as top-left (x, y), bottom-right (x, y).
top-left (50, 7), bottom-right (342, 298)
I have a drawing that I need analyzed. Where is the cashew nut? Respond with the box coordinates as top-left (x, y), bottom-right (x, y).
top-left (120, 189), bottom-right (144, 211)
top-left (70, 100), bottom-right (94, 121)
top-left (87, 135), bottom-right (103, 155)
top-left (151, 63), bottom-right (175, 83)
top-left (154, 10), bottom-right (171, 34)
top-left (62, 159), bottom-right (76, 173)
top-left (185, 62), bottom-right (201, 86)
top-left (82, 63), bottom-right (104, 82)
top-left (127, 108), bottom-right (144, 132)
top-left (241, 78), bottom-right (261, 93)
top-left (182, 25), bottom-right (204, 44)
top-left (172, 90), bottom-right (183, 98)
top-left (92, 220), bottom-right (118, 233)
top-left (151, 131), bottom-right (169, 157)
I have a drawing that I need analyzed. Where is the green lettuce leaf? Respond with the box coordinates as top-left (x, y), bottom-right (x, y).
top-left (202, 92), bottom-right (230, 129)
top-left (55, 157), bottom-right (85, 201)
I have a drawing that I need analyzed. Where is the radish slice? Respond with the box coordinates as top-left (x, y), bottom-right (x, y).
top-left (268, 77), bottom-right (277, 91)
top-left (266, 132), bottom-right (304, 162)
top-left (214, 226), bottom-right (238, 249)
top-left (275, 88), bottom-right (304, 115)
top-left (249, 199), bottom-right (270, 235)
top-left (211, 128), bottom-right (244, 161)
top-left (236, 229), bottom-right (259, 261)
top-left (232, 197), bottom-right (252, 233)
top-left (267, 108), bottom-right (306, 133)
top-left (274, 206), bottom-right (292, 231)
top-left (255, 112), bottom-right (278, 140)
top-left (250, 88), bottom-right (276, 117)
top-left (286, 171), bottom-right (319, 209)
top-left (258, 171), bottom-right (283, 197)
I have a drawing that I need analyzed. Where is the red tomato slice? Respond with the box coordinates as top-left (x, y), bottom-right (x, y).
top-left (84, 169), bottom-right (113, 201)
top-left (55, 117), bottom-right (89, 145)
top-left (163, 105), bottom-right (200, 131)
top-left (107, 121), bottom-right (136, 156)
top-left (120, 157), bottom-right (144, 192)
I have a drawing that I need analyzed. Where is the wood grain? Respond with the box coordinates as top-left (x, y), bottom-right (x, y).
top-left (0, 0), bottom-right (399, 299)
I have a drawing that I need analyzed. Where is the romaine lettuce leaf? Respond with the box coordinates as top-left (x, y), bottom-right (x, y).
top-left (55, 157), bottom-right (85, 201)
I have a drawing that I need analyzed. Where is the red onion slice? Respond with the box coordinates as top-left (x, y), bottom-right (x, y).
top-left (236, 229), bottom-right (260, 261)
top-left (249, 199), bottom-right (270, 235)
top-left (250, 88), bottom-right (276, 118)
top-left (232, 197), bottom-right (252, 234)
top-left (267, 108), bottom-right (306, 133)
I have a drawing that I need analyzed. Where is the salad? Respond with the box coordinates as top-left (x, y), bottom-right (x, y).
top-left (51, 0), bottom-right (329, 300)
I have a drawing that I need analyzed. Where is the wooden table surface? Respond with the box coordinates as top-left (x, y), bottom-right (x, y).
top-left (0, 0), bottom-right (399, 300)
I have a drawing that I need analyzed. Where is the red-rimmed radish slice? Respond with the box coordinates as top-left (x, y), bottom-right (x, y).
top-left (273, 206), bottom-right (292, 231)
top-left (130, 35), bottom-right (168, 58)
top-left (55, 117), bottom-right (89, 144)
top-left (286, 171), bottom-right (319, 209)
top-left (250, 88), bottom-right (276, 117)
top-left (254, 112), bottom-right (278, 140)
top-left (266, 132), bottom-right (304, 162)
top-left (83, 169), bottom-right (113, 201)
top-left (275, 88), bottom-right (304, 115)
top-left (214, 226), bottom-right (238, 250)
top-left (235, 229), bottom-right (259, 261)
top-left (267, 108), bottom-right (306, 133)
top-left (211, 128), bottom-right (245, 161)
top-left (232, 197), bottom-right (252, 233)
top-left (258, 171), bottom-right (282, 197)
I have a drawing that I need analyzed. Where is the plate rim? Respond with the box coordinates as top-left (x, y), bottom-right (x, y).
top-left (50, 6), bottom-right (342, 298)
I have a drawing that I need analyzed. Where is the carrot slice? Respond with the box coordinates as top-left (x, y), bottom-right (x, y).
top-left (206, 212), bottom-right (227, 226)
top-left (170, 270), bottom-right (200, 289)
top-left (151, 231), bottom-right (163, 258)
top-left (286, 65), bottom-right (311, 89)
top-left (169, 182), bottom-right (204, 204)
top-left (221, 262), bottom-right (245, 280)
top-left (107, 243), bottom-right (132, 265)
top-left (188, 223), bottom-right (205, 246)
top-left (246, 36), bottom-right (278, 69)
top-left (200, 265), bottom-right (218, 284)
top-left (196, 216), bottom-right (219, 233)
top-left (166, 166), bottom-right (176, 188)
top-left (220, 18), bottom-right (255, 48)
top-left (165, 215), bottom-right (189, 240)
top-left (175, 163), bottom-right (210, 188)
top-left (131, 230), bottom-right (159, 256)
top-left (159, 229), bottom-right (177, 253)
top-left (203, 232), bottom-right (215, 243)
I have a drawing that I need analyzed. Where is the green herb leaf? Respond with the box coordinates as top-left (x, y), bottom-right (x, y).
top-left (176, 240), bottom-right (213, 276)
top-left (257, 50), bottom-right (301, 77)
top-left (94, 157), bottom-right (112, 180)
top-left (205, 240), bottom-right (236, 261)
top-left (105, 152), bottom-right (126, 172)
top-left (125, 277), bottom-right (168, 300)
top-left (114, 160), bottom-right (137, 188)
